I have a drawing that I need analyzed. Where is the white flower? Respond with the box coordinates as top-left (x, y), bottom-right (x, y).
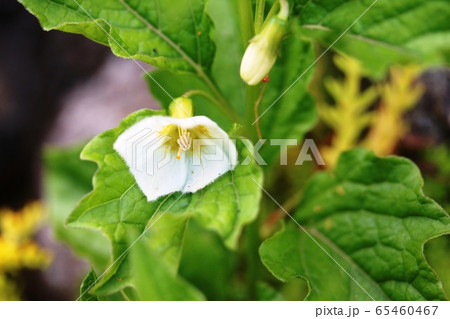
top-left (240, 1), bottom-right (289, 86)
top-left (113, 98), bottom-right (237, 202)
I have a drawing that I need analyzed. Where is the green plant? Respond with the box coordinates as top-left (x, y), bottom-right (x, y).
top-left (20, 0), bottom-right (450, 300)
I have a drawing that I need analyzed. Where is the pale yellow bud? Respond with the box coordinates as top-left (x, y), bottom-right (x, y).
top-left (169, 97), bottom-right (194, 118)
top-left (240, 5), bottom-right (288, 86)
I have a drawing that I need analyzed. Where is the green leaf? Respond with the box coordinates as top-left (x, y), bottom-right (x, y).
top-left (179, 220), bottom-right (238, 300)
top-left (422, 146), bottom-right (450, 212)
top-left (294, 0), bottom-right (450, 76)
top-left (425, 235), bottom-right (450, 299)
top-left (260, 148), bottom-right (450, 300)
top-left (131, 230), bottom-right (205, 301)
top-left (80, 269), bottom-right (100, 301)
top-left (258, 21), bottom-right (318, 164)
top-left (146, 0), bottom-right (247, 128)
top-left (19, 0), bottom-right (215, 73)
top-left (255, 282), bottom-right (284, 301)
top-left (187, 138), bottom-right (263, 248)
top-left (44, 145), bottom-right (110, 270)
top-left (66, 109), bottom-right (262, 297)
top-left (208, 0), bottom-right (246, 118)
top-left (92, 212), bottom-right (190, 296)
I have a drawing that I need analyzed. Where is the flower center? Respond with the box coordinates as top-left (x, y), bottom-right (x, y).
top-left (176, 128), bottom-right (191, 159)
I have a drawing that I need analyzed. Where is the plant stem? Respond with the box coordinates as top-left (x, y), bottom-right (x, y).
top-left (183, 89), bottom-right (219, 102)
top-left (195, 69), bottom-right (240, 123)
top-left (183, 89), bottom-right (240, 123)
top-left (244, 220), bottom-right (259, 300)
top-left (244, 85), bottom-right (261, 140)
top-left (236, 0), bottom-right (261, 298)
top-left (254, 0), bottom-right (266, 34)
top-left (278, 0), bottom-right (290, 20)
top-left (120, 289), bottom-right (131, 301)
top-left (237, 0), bottom-right (255, 48)
top-left (237, 0), bottom-right (262, 140)
top-left (254, 83), bottom-right (267, 140)
top-left (261, 189), bottom-right (304, 238)
top-left (262, 0), bottom-right (280, 29)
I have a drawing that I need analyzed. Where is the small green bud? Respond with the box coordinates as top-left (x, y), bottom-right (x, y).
top-left (169, 97), bottom-right (194, 118)
top-left (240, 2), bottom-right (288, 86)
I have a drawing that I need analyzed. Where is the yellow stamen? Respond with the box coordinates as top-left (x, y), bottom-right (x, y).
top-left (176, 148), bottom-right (182, 160)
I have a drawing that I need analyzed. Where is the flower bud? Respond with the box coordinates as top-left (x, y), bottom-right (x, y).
top-left (240, 4), bottom-right (288, 86)
top-left (169, 97), bottom-right (194, 118)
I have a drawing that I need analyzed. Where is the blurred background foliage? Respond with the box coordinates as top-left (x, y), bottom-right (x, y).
top-left (0, 202), bottom-right (52, 300)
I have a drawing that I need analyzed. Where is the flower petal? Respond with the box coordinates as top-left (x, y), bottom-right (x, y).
top-left (114, 116), bottom-right (189, 201)
top-left (181, 116), bottom-right (238, 193)
top-left (114, 115), bottom-right (237, 201)
top-left (185, 138), bottom-right (237, 193)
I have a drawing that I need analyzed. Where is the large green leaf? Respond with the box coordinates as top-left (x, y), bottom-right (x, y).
top-left (131, 230), bottom-right (205, 301)
top-left (260, 148), bottom-right (450, 300)
top-left (91, 212), bottom-right (190, 296)
top-left (66, 109), bottom-right (262, 297)
top-left (208, 0), bottom-right (246, 118)
top-left (293, 0), bottom-right (450, 76)
top-left (179, 220), bottom-right (238, 300)
top-left (19, 0), bottom-right (215, 73)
